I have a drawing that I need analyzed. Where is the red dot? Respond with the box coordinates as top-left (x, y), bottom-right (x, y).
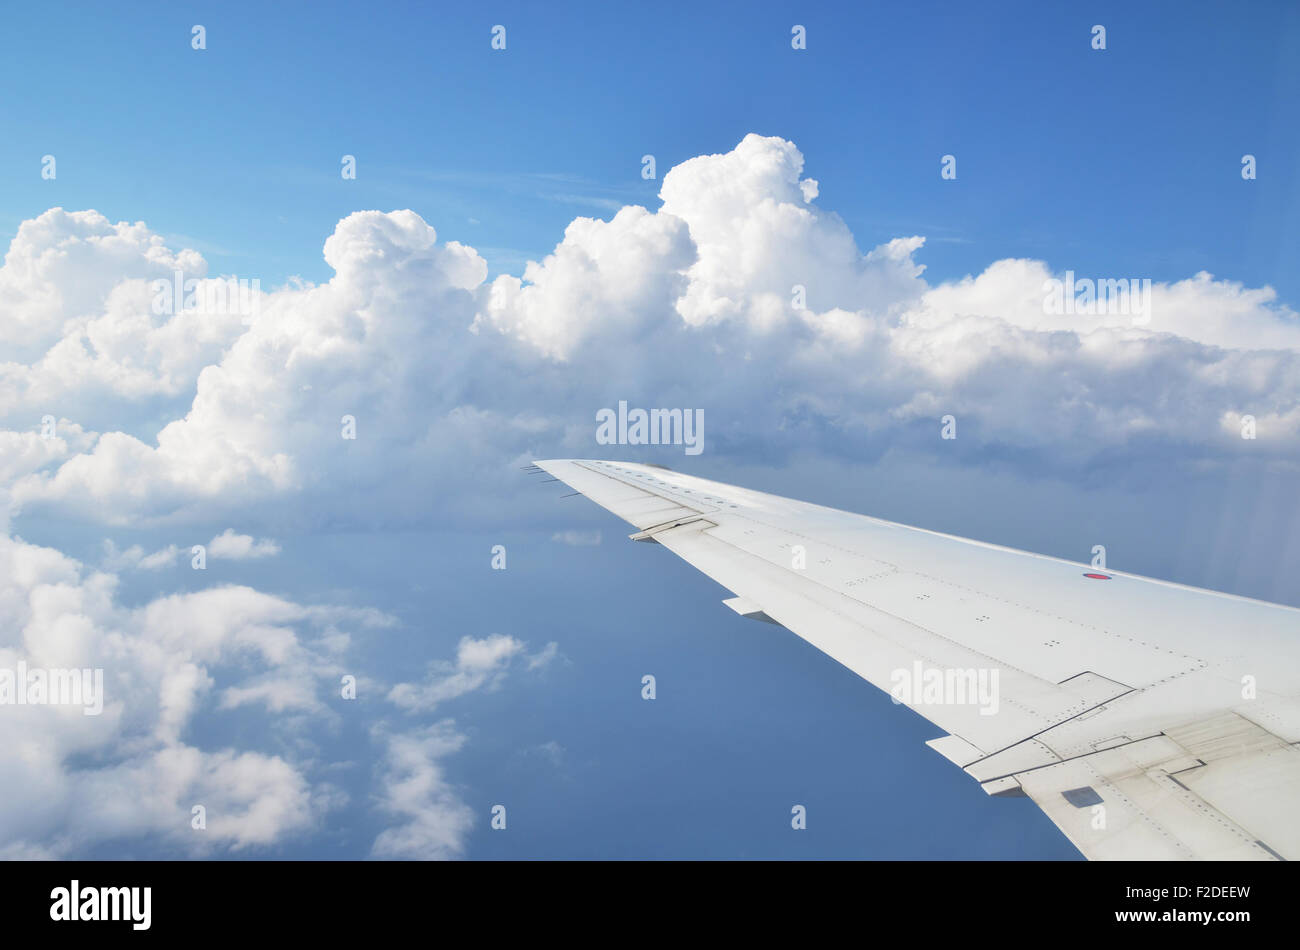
top-left (1083, 572), bottom-right (1111, 580)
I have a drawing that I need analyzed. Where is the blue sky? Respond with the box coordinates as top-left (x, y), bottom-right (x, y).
top-left (3, 1), bottom-right (1297, 293)
top-left (1, 2), bottom-right (1298, 860)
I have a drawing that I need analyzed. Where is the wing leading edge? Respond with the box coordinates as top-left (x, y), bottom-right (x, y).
top-left (536, 459), bottom-right (1300, 861)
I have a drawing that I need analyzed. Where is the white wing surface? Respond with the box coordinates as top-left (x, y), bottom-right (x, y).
top-left (536, 459), bottom-right (1300, 861)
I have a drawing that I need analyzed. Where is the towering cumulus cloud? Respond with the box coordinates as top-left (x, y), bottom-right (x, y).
top-left (6, 134), bottom-right (1298, 529)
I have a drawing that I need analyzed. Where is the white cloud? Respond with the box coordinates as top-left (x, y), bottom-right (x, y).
top-left (369, 721), bottom-right (474, 860)
top-left (0, 424), bottom-right (95, 488)
top-left (101, 539), bottom-right (181, 571)
top-left (208, 529), bottom-right (280, 560)
top-left (527, 641), bottom-right (561, 671)
top-left (0, 209), bottom-right (250, 441)
top-left (387, 634), bottom-right (555, 713)
top-left (0, 527), bottom-right (510, 858)
top-left (3, 134), bottom-right (1294, 536)
top-left (0, 531), bottom-right (401, 855)
top-left (473, 204), bottom-right (694, 359)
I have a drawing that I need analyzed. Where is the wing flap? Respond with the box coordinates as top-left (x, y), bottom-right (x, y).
top-left (1006, 720), bottom-right (1296, 860)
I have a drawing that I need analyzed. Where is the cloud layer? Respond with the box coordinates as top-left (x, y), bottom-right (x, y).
top-left (6, 135), bottom-right (1297, 535)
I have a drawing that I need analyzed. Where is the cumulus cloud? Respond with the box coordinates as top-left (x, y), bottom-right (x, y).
top-left (0, 209), bottom-right (251, 439)
top-left (0, 528), bottom-right (514, 858)
top-left (473, 204), bottom-right (695, 359)
top-left (0, 424), bottom-right (95, 488)
top-left (369, 721), bottom-right (474, 860)
top-left (208, 529), bottom-right (280, 560)
top-left (101, 539), bottom-right (181, 571)
top-left (0, 530), bottom-right (398, 856)
top-left (387, 634), bottom-right (557, 713)
top-left (2, 133), bottom-right (1295, 536)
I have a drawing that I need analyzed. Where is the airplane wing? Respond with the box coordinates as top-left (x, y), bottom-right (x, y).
top-left (535, 459), bottom-right (1300, 860)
